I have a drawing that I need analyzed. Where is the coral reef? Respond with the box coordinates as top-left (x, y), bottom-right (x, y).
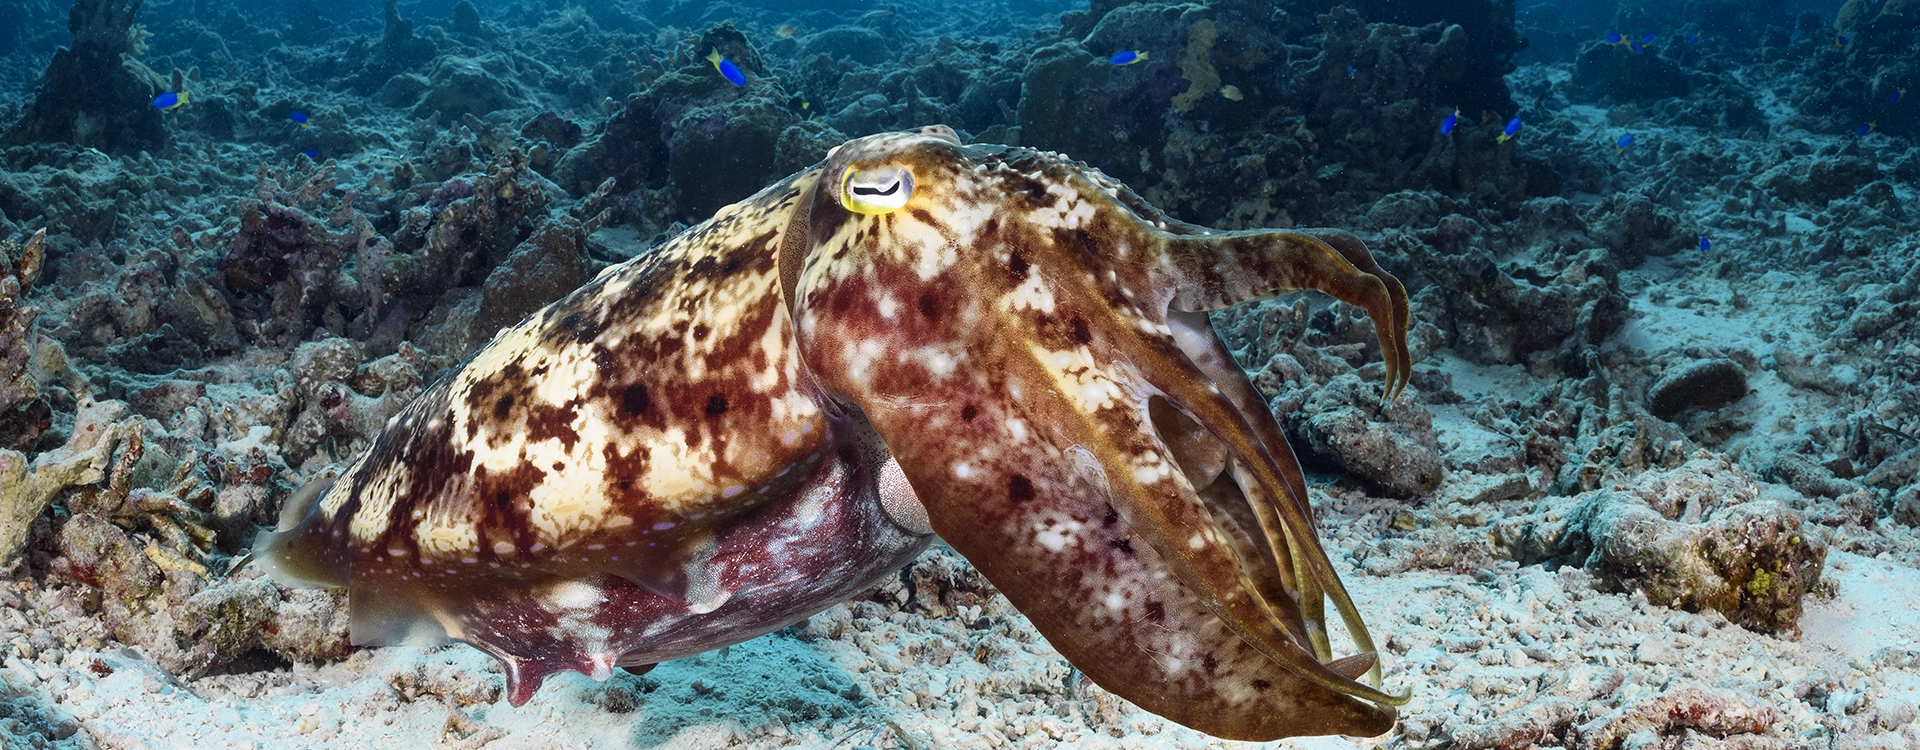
top-left (0, 230), bottom-right (49, 451)
top-left (2, 0), bottom-right (167, 155)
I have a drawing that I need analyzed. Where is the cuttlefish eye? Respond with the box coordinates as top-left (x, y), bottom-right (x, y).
top-left (840, 165), bottom-right (915, 214)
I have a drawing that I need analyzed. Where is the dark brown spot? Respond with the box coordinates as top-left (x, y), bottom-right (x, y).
top-left (1107, 538), bottom-right (1133, 554)
top-left (960, 404), bottom-right (978, 422)
top-left (1144, 602), bottom-right (1165, 621)
top-left (493, 490), bottom-right (510, 511)
top-left (493, 395), bottom-right (514, 421)
top-left (619, 384), bottom-right (650, 416)
top-left (1008, 474), bottom-right (1035, 503)
top-left (1251, 679), bottom-right (1272, 691)
top-left (552, 461), bottom-right (565, 472)
top-left (1201, 653), bottom-right (1219, 672)
top-left (706, 394), bottom-right (730, 416)
top-left (1008, 251), bottom-right (1029, 280)
top-left (918, 292), bottom-right (939, 319)
top-left (692, 324), bottom-right (710, 341)
top-left (1069, 316), bottom-right (1092, 345)
top-left (1102, 503), bottom-right (1119, 527)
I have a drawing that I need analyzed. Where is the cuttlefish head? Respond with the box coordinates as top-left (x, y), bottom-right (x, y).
top-left (782, 126), bottom-right (1411, 740)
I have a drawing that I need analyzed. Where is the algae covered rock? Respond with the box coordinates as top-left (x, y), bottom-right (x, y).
top-left (1502, 455), bottom-right (1826, 634)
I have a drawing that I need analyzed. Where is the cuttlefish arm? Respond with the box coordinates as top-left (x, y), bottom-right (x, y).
top-left (786, 128), bottom-right (1410, 740)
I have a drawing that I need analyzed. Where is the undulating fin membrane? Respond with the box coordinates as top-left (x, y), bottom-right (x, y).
top-left (251, 474), bottom-right (349, 590)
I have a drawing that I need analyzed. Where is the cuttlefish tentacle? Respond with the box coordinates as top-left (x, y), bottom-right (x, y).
top-left (1119, 329), bottom-right (1400, 708)
top-left (1165, 311), bottom-right (1331, 664)
top-left (1162, 228), bottom-right (1412, 401)
top-left (791, 131), bottom-right (1410, 739)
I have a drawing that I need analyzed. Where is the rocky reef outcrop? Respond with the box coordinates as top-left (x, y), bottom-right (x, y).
top-left (3, 0), bottom-right (169, 155)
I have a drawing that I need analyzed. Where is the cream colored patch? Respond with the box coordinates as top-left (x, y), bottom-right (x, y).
top-left (416, 511), bottom-right (479, 558)
top-left (1002, 272), bottom-right (1056, 314)
top-left (348, 458), bottom-right (413, 543)
top-left (639, 428), bottom-right (722, 503)
top-left (1033, 514), bottom-right (1084, 553)
top-left (1031, 344), bottom-right (1125, 414)
top-left (844, 338), bottom-right (889, 390)
top-left (905, 343), bottom-right (966, 379)
top-left (1130, 450), bottom-right (1173, 485)
top-left (1004, 417), bottom-right (1030, 443)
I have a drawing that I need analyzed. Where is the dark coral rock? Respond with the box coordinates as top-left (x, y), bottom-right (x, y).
top-left (1647, 359), bottom-right (1749, 422)
top-left (1756, 154), bottom-right (1883, 205)
top-left (0, 231), bottom-right (50, 451)
top-left (556, 24), bottom-right (794, 224)
top-left (1571, 41), bottom-right (1693, 103)
top-left (450, 0), bottom-right (484, 37)
top-left (1335, 0), bottom-right (1529, 115)
top-left (520, 111), bottom-right (584, 150)
top-left (1294, 374), bottom-right (1444, 497)
top-left (1894, 484), bottom-right (1920, 527)
top-left (2, 0), bottom-right (168, 155)
top-left (1390, 226), bottom-right (1629, 367)
top-left (803, 27), bottom-right (896, 65)
top-left (216, 170), bottom-right (372, 346)
top-left (1595, 194), bottom-right (1680, 266)
top-left (414, 54), bottom-right (528, 121)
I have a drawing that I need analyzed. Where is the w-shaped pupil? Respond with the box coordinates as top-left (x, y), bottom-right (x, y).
top-left (852, 180), bottom-right (900, 197)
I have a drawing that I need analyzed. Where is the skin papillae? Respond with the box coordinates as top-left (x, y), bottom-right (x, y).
top-left (257, 126), bottom-right (1413, 741)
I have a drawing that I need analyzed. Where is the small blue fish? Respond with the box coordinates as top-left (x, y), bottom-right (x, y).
top-left (1893, 88), bottom-right (1907, 105)
top-left (1836, 36), bottom-right (1849, 47)
top-left (290, 111), bottom-right (310, 127)
top-left (1615, 133), bottom-right (1634, 152)
top-left (1109, 50), bottom-right (1147, 66)
top-left (1688, 33), bottom-right (1700, 45)
top-left (1699, 237), bottom-right (1709, 253)
top-left (1857, 121), bottom-right (1876, 136)
top-left (301, 149), bottom-right (318, 159)
top-left (1630, 41), bottom-right (1646, 54)
top-left (706, 49), bottom-right (746, 86)
top-left (1496, 117), bottom-right (1522, 143)
top-left (1641, 33), bottom-right (1655, 44)
top-left (1605, 33), bottom-right (1625, 45)
top-left (152, 91), bottom-right (187, 110)
top-left (1440, 108), bottom-right (1460, 135)
top-left (1346, 65), bottom-right (1355, 77)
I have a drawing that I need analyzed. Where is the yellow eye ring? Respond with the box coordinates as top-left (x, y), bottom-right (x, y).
top-left (840, 165), bottom-right (915, 214)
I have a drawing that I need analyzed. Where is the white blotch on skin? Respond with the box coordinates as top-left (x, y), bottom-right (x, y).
top-left (1131, 451), bottom-right (1172, 485)
top-left (1034, 516), bottom-right (1083, 553)
top-left (908, 344), bottom-right (965, 379)
top-left (1033, 345), bottom-right (1124, 413)
top-left (1003, 271), bottom-right (1056, 314)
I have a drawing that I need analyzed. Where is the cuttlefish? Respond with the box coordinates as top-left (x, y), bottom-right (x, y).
top-left (257, 126), bottom-right (1412, 740)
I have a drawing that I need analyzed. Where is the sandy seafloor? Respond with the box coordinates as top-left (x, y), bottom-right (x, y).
top-left (3, 0), bottom-right (1920, 748)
